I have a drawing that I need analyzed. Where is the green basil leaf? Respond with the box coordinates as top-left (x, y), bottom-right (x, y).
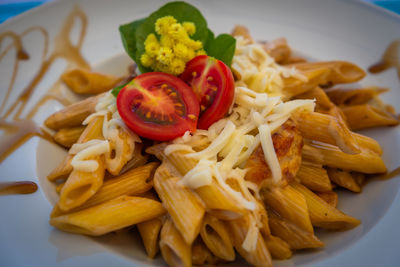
top-left (135, 1), bottom-right (209, 73)
top-left (111, 82), bottom-right (128, 97)
top-left (204, 28), bottom-right (215, 51)
top-left (205, 34), bottom-right (236, 67)
top-left (119, 18), bottom-right (146, 62)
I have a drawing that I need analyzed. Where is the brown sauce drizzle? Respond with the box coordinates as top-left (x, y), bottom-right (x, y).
top-left (368, 40), bottom-right (400, 79)
top-left (376, 166), bottom-right (400, 181)
top-left (0, 5), bottom-right (90, 194)
top-left (0, 182), bottom-right (38, 196)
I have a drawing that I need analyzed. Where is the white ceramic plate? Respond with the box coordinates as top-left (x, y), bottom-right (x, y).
top-left (1, 0), bottom-right (400, 266)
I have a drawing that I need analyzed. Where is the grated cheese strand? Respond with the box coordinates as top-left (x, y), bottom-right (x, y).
top-left (258, 124), bottom-right (282, 183)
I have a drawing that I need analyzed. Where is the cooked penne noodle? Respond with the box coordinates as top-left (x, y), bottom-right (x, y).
top-left (55, 182), bottom-right (65, 194)
top-left (341, 104), bottom-right (399, 130)
top-left (327, 168), bottom-right (361, 193)
top-left (51, 162), bottom-right (157, 217)
top-left (302, 141), bottom-right (386, 174)
top-left (228, 214), bottom-right (273, 267)
top-left (261, 185), bottom-right (314, 233)
top-left (264, 235), bottom-right (292, 260)
top-left (58, 155), bottom-right (105, 211)
top-left (137, 216), bottom-right (163, 258)
top-left (267, 210), bottom-right (324, 250)
top-left (325, 86), bottom-right (389, 106)
top-left (352, 132), bottom-right (383, 155)
top-left (200, 214), bottom-right (235, 261)
top-left (291, 182), bottom-right (360, 230)
top-left (50, 195), bottom-right (166, 236)
top-left (192, 238), bottom-right (221, 265)
top-left (44, 93), bottom-right (104, 130)
top-left (160, 218), bottom-right (192, 267)
top-left (287, 61), bottom-right (366, 84)
top-left (316, 191), bottom-right (338, 207)
top-left (231, 25), bottom-right (254, 43)
top-left (283, 68), bottom-right (329, 98)
top-left (154, 163), bottom-right (205, 245)
top-left (295, 86), bottom-right (333, 111)
top-left (261, 38), bottom-right (291, 64)
top-left (53, 126), bottom-right (86, 148)
top-left (352, 172), bottom-right (366, 187)
top-left (297, 162), bottom-right (332, 192)
top-left (292, 111), bottom-right (360, 154)
top-left (48, 115), bottom-right (105, 182)
top-left (61, 68), bottom-right (123, 95)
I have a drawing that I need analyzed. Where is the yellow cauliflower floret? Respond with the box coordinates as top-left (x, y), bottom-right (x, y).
top-left (196, 49), bottom-right (207, 56)
top-left (141, 16), bottom-right (206, 75)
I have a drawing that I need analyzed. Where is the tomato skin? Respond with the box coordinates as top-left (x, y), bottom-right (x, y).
top-left (179, 55), bottom-right (235, 130)
top-left (116, 72), bottom-right (199, 141)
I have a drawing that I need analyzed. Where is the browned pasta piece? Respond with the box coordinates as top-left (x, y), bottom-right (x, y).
top-left (295, 86), bottom-right (333, 111)
top-left (327, 168), bottom-right (361, 193)
top-left (325, 86), bottom-right (389, 106)
top-left (154, 163), bottom-right (205, 245)
top-left (48, 115), bottom-right (105, 182)
top-left (268, 210), bottom-right (324, 250)
top-left (352, 132), bottom-right (383, 155)
top-left (283, 68), bottom-right (329, 98)
top-left (297, 163), bottom-right (332, 192)
top-left (352, 172), bottom-right (366, 187)
top-left (61, 68), bottom-right (123, 94)
top-left (53, 126), bottom-right (86, 148)
top-left (137, 217), bottom-right (163, 258)
top-left (264, 235), bottom-right (292, 260)
top-left (291, 182), bottom-right (360, 230)
top-left (288, 61), bottom-right (366, 84)
top-left (316, 191), bottom-right (338, 208)
top-left (58, 155), bottom-right (105, 211)
top-left (44, 93), bottom-right (104, 130)
top-left (160, 218), bottom-right (192, 267)
top-left (50, 195), bottom-right (166, 236)
top-left (228, 214), bottom-right (273, 267)
top-left (231, 25), bottom-right (254, 43)
top-left (302, 141), bottom-right (386, 174)
top-left (200, 214), bottom-right (235, 261)
top-left (51, 162), bottom-right (157, 217)
top-left (261, 38), bottom-right (291, 64)
top-left (341, 104), bottom-right (399, 130)
top-left (192, 238), bottom-right (223, 265)
top-left (262, 185), bottom-right (314, 233)
top-left (292, 111), bottom-right (360, 154)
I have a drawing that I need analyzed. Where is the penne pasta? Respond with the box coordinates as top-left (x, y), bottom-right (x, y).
top-left (53, 126), bottom-right (86, 148)
top-left (327, 168), bottom-right (361, 193)
top-left (160, 218), bottom-right (192, 267)
top-left (137, 216), bottom-right (163, 258)
top-left (61, 68), bottom-right (123, 95)
top-left (287, 61), bottom-right (366, 84)
top-left (50, 195), bottom-right (166, 236)
top-left (51, 162), bottom-right (157, 217)
top-left (264, 235), bottom-right (292, 260)
top-left (325, 86), bottom-right (389, 106)
top-left (341, 104), bottom-right (399, 130)
top-left (296, 162), bottom-right (332, 192)
top-left (291, 182), bottom-right (360, 230)
top-left (228, 214), bottom-right (273, 267)
top-left (192, 238), bottom-right (221, 265)
top-left (295, 86), bottom-right (333, 111)
top-left (292, 111), bottom-right (360, 154)
top-left (267, 210), bottom-right (324, 250)
top-left (261, 185), bottom-right (314, 233)
top-left (302, 141), bottom-right (386, 174)
top-left (44, 93), bottom-right (104, 130)
top-left (316, 191), bottom-right (338, 208)
top-left (154, 163), bottom-right (205, 245)
top-left (200, 214), bottom-right (236, 261)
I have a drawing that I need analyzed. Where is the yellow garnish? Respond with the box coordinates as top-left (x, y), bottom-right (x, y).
top-left (140, 15), bottom-right (205, 75)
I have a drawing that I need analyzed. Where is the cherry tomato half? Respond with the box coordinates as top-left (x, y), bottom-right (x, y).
top-left (179, 55), bottom-right (235, 129)
top-left (116, 72), bottom-right (200, 141)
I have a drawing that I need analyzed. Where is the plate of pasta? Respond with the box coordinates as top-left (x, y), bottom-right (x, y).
top-left (1, 0), bottom-right (400, 266)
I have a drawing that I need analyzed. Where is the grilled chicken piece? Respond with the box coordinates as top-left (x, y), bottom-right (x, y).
top-left (245, 120), bottom-right (303, 189)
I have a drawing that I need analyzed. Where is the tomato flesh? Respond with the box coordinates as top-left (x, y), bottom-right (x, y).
top-left (117, 72), bottom-right (199, 141)
top-left (180, 55), bottom-right (235, 129)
